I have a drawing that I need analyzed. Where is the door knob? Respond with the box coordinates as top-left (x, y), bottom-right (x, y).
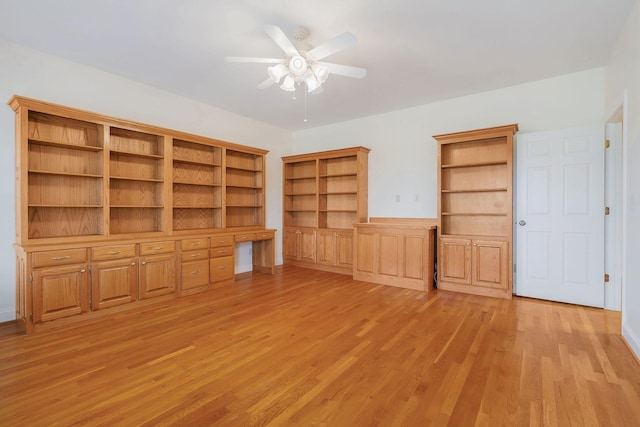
top-left (519, 220), bottom-right (526, 226)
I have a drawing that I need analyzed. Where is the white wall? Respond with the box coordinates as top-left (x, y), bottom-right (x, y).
top-left (0, 39), bottom-right (292, 322)
top-left (604, 0), bottom-right (640, 359)
top-left (293, 68), bottom-right (605, 220)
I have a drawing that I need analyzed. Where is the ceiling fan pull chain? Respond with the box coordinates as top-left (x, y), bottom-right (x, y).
top-left (304, 87), bottom-right (308, 123)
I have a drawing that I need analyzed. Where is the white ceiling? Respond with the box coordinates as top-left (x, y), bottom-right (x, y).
top-left (0, 0), bottom-right (635, 130)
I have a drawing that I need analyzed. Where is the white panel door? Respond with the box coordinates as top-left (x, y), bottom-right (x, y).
top-left (516, 125), bottom-right (604, 307)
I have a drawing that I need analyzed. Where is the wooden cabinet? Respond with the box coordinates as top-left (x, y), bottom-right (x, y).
top-left (434, 124), bottom-right (518, 299)
top-left (353, 218), bottom-right (436, 292)
top-left (283, 228), bottom-right (316, 263)
top-left (282, 147), bottom-right (369, 274)
top-left (179, 238), bottom-right (210, 296)
top-left (33, 263), bottom-right (89, 323)
top-left (139, 253), bottom-right (176, 299)
top-left (10, 96), bottom-right (277, 333)
top-left (91, 258), bottom-right (138, 310)
top-left (316, 230), bottom-right (353, 269)
top-left (210, 235), bottom-right (234, 284)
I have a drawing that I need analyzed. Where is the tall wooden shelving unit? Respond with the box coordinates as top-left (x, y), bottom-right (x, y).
top-left (11, 96), bottom-right (276, 334)
top-left (434, 124), bottom-right (518, 299)
top-left (282, 147), bottom-right (369, 274)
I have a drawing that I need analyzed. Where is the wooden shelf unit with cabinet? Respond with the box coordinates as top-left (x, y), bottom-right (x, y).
top-left (434, 124), bottom-right (518, 299)
top-left (282, 147), bottom-right (369, 274)
top-left (10, 95), bottom-right (276, 334)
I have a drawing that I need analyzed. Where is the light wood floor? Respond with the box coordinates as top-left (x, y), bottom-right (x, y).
top-left (1, 266), bottom-right (639, 426)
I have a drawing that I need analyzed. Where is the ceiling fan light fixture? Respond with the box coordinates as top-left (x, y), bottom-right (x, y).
top-left (280, 75), bottom-right (296, 91)
top-left (305, 74), bottom-right (321, 92)
top-left (267, 63), bottom-right (287, 83)
top-left (311, 63), bottom-right (329, 84)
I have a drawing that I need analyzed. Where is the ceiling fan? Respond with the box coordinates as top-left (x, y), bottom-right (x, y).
top-left (225, 25), bottom-right (367, 94)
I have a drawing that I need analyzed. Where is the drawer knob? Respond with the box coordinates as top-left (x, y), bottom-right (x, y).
top-left (107, 251), bottom-right (121, 255)
top-left (191, 270), bottom-right (200, 274)
top-left (152, 246), bottom-right (162, 251)
top-left (190, 253), bottom-right (200, 257)
top-left (190, 243), bottom-right (200, 246)
top-left (51, 256), bottom-right (71, 261)
top-left (218, 265), bottom-right (225, 269)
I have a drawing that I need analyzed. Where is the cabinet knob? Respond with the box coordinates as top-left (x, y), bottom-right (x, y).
top-left (132, 262), bottom-right (137, 266)
top-left (152, 246), bottom-right (162, 251)
top-left (218, 265), bottom-right (225, 269)
top-left (80, 269), bottom-right (86, 273)
top-left (190, 253), bottom-right (200, 257)
top-left (107, 251), bottom-right (121, 255)
top-left (52, 256), bottom-right (71, 261)
top-left (141, 261), bottom-right (146, 265)
top-left (191, 270), bottom-right (200, 275)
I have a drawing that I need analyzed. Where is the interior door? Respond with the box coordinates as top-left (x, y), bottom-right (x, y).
top-left (516, 125), bottom-right (605, 307)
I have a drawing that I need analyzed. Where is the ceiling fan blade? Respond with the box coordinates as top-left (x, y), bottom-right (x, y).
top-left (306, 32), bottom-right (357, 61)
top-left (320, 62), bottom-right (367, 79)
top-left (257, 78), bottom-right (274, 89)
top-left (225, 57), bottom-right (286, 64)
top-left (263, 24), bottom-right (299, 57)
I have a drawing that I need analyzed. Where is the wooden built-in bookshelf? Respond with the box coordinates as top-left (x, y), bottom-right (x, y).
top-left (10, 95), bottom-right (275, 334)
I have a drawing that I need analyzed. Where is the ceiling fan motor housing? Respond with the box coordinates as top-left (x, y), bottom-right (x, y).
top-left (289, 56), bottom-right (308, 75)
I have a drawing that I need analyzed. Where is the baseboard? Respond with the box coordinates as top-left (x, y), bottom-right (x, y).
top-left (622, 323), bottom-right (640, 364)
top-left (0, 308), bottom-right (15, 323)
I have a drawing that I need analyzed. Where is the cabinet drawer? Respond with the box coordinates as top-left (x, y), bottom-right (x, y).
top-left (181, 238), bottom-right (209, 251)
top-left (139, 241), bottom-right (176, 255)
top-left (91, 244), bottom-right (137, 261)
top-left (182, 249), bottom-right (208, 262)
top-left (209, 256), bottom-right (234, 282)
top-left (33, 248), bottom-right (87, 268)
top-left (181, 260), bottom-right (210, 290)
top-left (211, 235), bottom-right (234, 247)
top-left (255, 231), bottom-right (274, 241)
top-left (210, 246), bottom-right (233, 258)
top-left (234, 233), bottom-right (257, 242)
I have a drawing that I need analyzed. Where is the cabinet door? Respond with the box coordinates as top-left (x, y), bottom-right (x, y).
top-left (354, 231), bottom-right (375, 274)
top-left (299, 229), bottom-right (316, 263)
top-left (139, 253), bottom-right (176, 299)
top-left (33, 264), bottom-right (89, 323)
top-left (439, 238), bottom-right (472, 285)
top-left (472, 240), bottom-right (509, 289)
top-left (316, 230), bottom-right (337, 266)
top-left (283, 229), bottom-right (300, 261)
top-left (91, 258), bottom-right (138, 310)
top-left (335, 231), bottom-right (353, 269)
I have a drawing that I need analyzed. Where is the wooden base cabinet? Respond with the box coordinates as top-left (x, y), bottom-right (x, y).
top-left (439, 237), bottom-right (509, 296)
top-left (33, 264), bottom-right (89, 323)
top-left (316, 230), bottom-right (353, 270)
top-left (353, 219), bottom-right (437, 292)
top-left (91, 258), bottom-right (138, 310)
top-left (283, 228), bottom-right (316, 264)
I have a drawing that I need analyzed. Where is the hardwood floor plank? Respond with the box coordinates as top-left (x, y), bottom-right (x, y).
top-left (1, 266), bottom-right (639, 426)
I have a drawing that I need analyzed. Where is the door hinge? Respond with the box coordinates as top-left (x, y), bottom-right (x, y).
top-left (89, 300), bottom-right (93, 310)
top-left (29, 273), bottom-right (33, 282)
top-left (605, 139), bottom-right (610, 149)
top-left (29, 313), bottom-right (33, 321)
top-left (604, 274), bottom-right (610, 283)
top-left (605, 207), bottom-right (610, 215)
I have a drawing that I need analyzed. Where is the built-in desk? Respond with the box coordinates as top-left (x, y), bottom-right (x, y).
top-left (353, 218), bottom-right (437, 292)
